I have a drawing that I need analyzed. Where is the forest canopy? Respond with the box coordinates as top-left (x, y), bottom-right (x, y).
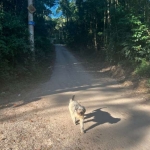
top-left (0, 0), bottom-right (56, 82)
top-left (56, 0), bottom-right (150, 63)
top-left (1, 0), bottom-right (150, 83)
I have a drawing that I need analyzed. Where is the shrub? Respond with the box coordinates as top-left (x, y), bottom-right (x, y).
top-left (135, 59), bottom-right (150, 77)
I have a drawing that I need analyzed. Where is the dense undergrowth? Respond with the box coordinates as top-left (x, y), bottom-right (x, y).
top-left (0, 44), bottom-right (55, 98)
top-left (0, 0), bottom-right (56, 97)
top-left (70, 46), bottom-right (150, 92)
top-left (57, 0), bottom-right (150, 83)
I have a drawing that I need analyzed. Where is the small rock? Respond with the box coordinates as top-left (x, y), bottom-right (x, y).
top-left (1, 138), bottom-right (6, 140)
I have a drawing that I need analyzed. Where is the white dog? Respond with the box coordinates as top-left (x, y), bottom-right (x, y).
top-left (69, 95), bottom-right (86, 133)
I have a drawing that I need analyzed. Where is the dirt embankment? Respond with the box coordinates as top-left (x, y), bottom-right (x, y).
top-left (108, 65), bottom-right (149, 93)
top-left (70, 50), bottom-right (150, 104)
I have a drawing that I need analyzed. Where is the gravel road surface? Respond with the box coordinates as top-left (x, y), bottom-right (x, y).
top-left (0, 45), bottom-right (150, 150)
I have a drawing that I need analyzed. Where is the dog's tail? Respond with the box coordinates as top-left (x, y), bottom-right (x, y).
top-left (71, 95), bottom-right (75, 101)
top-left (72, 95), bottom-right (75, 100)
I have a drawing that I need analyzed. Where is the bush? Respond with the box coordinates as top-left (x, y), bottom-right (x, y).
top-left (135, 59), bottom-right (150, 77)
top-left (0, 11), bottom-right (30, 82)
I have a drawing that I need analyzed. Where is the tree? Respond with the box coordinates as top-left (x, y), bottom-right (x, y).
top-left (0, 0), bottom-right (56, 81)
top-left (57, 0), bottom-right (150, 62)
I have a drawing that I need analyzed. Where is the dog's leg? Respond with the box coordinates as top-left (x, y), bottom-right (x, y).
top-left (74, 117), bottom-right (77, 125)
top-left (71, 113), bottom-right (76, 125)
top-left (80, 118), bottom-right (84, 133)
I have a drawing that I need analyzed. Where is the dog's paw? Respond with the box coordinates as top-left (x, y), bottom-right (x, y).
top-left (81, 130), bottom-right (85, 134)
top-left (73, 122), bottom-right (77, 125)
top-left (75, 120), bottom-right (80, 125)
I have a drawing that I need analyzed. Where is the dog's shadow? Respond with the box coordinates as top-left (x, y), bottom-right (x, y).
top-left (84, 108), bottom-right (121, 132)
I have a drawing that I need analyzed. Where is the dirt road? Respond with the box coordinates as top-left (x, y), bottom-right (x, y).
top-left (0, 45), bottom-right (150, 150)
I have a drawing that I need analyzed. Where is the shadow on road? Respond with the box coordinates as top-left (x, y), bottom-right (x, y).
top-left (0, 45), bottom-right (150, 150)
top-left (84, 108), bottom-right (121, 132)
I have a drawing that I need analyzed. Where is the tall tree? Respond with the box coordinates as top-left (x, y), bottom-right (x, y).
top-left (58, 0), bottom-right (150, 62)
top-left (0, 0), bottom-right (56, 81)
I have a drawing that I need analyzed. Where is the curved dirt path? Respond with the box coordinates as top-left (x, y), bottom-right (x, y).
top-left (0, 45), bottom-right (150, 150)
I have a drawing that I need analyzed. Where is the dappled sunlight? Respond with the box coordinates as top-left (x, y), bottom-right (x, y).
top-left (1, 45), bottom-right (150, 150)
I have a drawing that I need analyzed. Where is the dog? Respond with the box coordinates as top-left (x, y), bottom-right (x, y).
top-left (69, 95), bottom-right (86, 133)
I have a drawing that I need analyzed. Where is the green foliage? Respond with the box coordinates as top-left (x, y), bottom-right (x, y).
top-left (0, 11), bottom-right (30, 81)
top-left (35, 36), bottom-right (53, 59)
top-left (135, 59), bottom-right (150, 77)
top-left (0, 0), bottom-right (56, 83)
top-left (147, 79), bottom-right (150, 87)
top-left (120, 14), bottom-right (150, 61)
top-left (108, 3), bottom-right (150, 62)
top-left (58, 0), bottom-right (150, 65)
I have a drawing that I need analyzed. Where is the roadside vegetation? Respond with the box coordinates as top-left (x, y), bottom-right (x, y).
top-left (54, 0), bottom-right (150, 92)
top-left (0, 0), bottom-right (56, 97)
top-left (1, 0), bottom-right (150, 98)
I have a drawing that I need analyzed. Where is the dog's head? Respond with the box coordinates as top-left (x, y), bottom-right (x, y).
top-left (75, 105), bottom-right (86, 116)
